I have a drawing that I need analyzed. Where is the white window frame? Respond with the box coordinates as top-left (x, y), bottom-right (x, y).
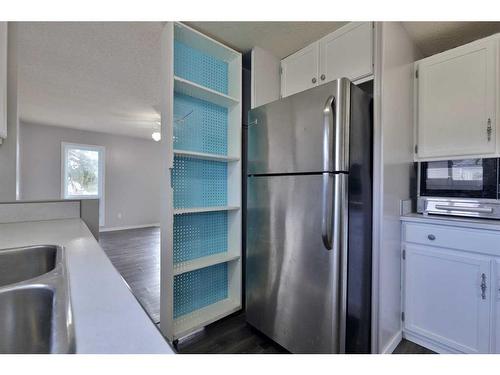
top-left (61, 142), bottom-right (105, 226)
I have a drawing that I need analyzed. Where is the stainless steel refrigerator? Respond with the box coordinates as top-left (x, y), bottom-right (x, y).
top-left (246, 78), bottom-right (372, 354)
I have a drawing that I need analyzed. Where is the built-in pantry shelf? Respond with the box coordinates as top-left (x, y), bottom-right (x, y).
top-left (174, 206), bottom-right (240, 215)
top-left (173, 149), bottom-right (240, 162)
top-left (174, 76), bottom-right (239, 108)
top-left (173, 298), bottom-right (241, 339)
top-left (161, 21), bottom-right (242, 343)
top-left (173, 253), bottom-right (240, 276)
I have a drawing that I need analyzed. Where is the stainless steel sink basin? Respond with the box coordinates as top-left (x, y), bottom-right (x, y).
top-left (0, 245), bottom-right (75, 354)
top-left (0, 287), bottom-right (54, 353)
top-left (0, 245), bottom-right (57, 287)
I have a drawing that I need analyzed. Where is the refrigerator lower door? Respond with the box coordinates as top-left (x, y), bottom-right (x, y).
top-left (246, 173), bottom-right (347, 353)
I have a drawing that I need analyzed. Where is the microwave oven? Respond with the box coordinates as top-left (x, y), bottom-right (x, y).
top-left (417, 158), bottom-right (500, 219)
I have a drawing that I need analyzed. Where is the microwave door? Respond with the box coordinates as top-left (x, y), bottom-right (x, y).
top-left (419, 158), bottom-right (498, 199)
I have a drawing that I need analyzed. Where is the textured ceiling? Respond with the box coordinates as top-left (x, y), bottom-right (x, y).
top-left (17, 22), bottom-right (163, 139)
top-left (16, 22), bottom-right (500, 138)
top-left (16, 21), bottom-right (347, 138)
top-left (185, 22), bottom-right (348, 59)
top-left (402, 21), bottom-right (500, 56)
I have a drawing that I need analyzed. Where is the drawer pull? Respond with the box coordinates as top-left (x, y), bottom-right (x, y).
top-left (427, 234), bottom-right (436, 241)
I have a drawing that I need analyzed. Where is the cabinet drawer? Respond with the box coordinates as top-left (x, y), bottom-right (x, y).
top-left (404, 222), bottom-right (500, 254)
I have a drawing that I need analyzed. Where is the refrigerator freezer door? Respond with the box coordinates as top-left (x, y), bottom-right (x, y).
top-left (248, 79), bottom-right (351, 175)
top-left (246, 173), bottom-right (347, 353)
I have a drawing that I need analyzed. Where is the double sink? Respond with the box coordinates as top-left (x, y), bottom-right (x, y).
top-left (0, 245), bottom-right (75, 354)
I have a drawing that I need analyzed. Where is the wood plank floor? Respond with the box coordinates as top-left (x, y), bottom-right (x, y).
top-left (175, 312), bottom-right (289, 354)
top-left (393, 339), bottom-right (435, 354)
top-left (99, 226), bottom-right (161, 323)
top-left (99, 227), bottom-right (435, 354)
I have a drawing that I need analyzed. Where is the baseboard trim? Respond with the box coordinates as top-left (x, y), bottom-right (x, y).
top-left (99, 223), bottom-right (160, 233)
top-left (403, 330), bottom-right (461, 354)
top-left (381, 330), bottom-right (403, 354)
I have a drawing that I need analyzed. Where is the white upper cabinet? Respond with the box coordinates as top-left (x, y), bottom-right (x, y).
top-left (414, 35), bottom-right (498, 160)
top-left (319, 22), bottom-right (373, 85)
top-left (280, 41), bottom-right (319, 98)
top-left (280, 22), bottom-right (373, 98)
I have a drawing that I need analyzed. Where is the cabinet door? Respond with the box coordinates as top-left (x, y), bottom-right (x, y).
top-left (415, 38), bottom-right (497, 159)
top-left (319, 22), bottom-right (373, 85)
top-left (495, 260), bottom-right (500, 353)
top-left (404, 244), bottom-right (491, 353)
top-left (280, 41), bottom-right (319, 98)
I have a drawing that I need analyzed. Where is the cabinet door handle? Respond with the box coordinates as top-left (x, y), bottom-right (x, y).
top-left (481, 273), bottom-right (487, 300)
top-left (427, 234), bottom-right (436, 241)
top-left (487, 118), bottom-right (492, 141)
top-left (320, 74), bottom-right (326, 81)
top-left (312, 77), bottom-right (317, 84)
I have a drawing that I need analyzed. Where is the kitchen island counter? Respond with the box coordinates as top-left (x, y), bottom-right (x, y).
top-left (0, 218), bottom-right (174, 354)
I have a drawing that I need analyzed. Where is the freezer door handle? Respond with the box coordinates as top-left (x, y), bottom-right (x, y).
top-left (323, 79), bottom-right (351, 173)
top-left (323, 96), bottom-right (335, 172)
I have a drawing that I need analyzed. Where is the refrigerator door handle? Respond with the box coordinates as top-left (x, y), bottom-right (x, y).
top-left (322, 96), bottom-right (336, 250)
top-left (322, 173), bottom-right (334, 250)
top-left (322, 173), bottom-right (342, 252)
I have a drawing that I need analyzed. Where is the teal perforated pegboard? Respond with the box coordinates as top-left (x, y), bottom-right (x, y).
top-left (173, 211), bottom-right (228, 263)
top-left (174, 93), bottom-right (228, 155)
top-left (174, 40), bottom-right (229, 94)
top-left (172, 156), bottom-right (227, 209)
top-left (173, 263), bottom-right (228, 318)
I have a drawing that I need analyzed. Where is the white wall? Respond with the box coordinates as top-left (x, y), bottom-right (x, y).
top-left (372, 22), bottom-right (423, 353)
top-left (19, 121), bottom-right (161, 230)
top-left (0, 23), bottom-right (19, 201)
top-left (251, 46), bottom-right (281, 109)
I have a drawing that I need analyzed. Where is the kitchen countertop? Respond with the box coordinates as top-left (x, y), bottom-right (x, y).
top-left (401, 212), bottom-right (500, 231)
top-left (0, 218), bottom-right (174, 354)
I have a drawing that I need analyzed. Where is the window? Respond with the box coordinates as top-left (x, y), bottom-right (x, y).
top-left (62, 143), bottom-right (105, 225)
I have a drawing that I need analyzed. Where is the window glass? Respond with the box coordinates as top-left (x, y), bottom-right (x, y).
top-left (62, 143), bottom-right (105, 225)
top-left (65, 148), bottom-right (100, 196)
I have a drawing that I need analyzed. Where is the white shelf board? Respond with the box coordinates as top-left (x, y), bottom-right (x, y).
top-left (173, 298), bottom-right (241, 339)
top-left (174, 76), bottom-right (239, 108)
top-left (173, 253), bottom-right (240, 276)
top-left (174, 206), bottom-right (240, 215)
top-left (173, 149), bottom-right (240, 162)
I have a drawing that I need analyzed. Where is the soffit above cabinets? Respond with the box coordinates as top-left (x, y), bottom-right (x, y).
top-left (403, 22), bottom-right (500, 57)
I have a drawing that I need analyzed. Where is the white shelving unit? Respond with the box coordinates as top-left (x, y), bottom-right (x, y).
top-left (159, 22), bottom-right (242, 342)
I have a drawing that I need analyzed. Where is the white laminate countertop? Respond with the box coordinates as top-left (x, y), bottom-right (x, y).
top-left (0, 218), bottom-right (174, 354)
top-left (401, 213), bottom-right (500, 231)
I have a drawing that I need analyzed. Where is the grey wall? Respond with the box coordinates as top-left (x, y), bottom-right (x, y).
top-left (0, 23), bottom-right (19, 201)
top-left (19, 121), bottom-right (161, 230)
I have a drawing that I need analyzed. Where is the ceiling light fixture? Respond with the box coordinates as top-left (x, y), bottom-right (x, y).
top-left (152, 131), bottom-right (161, 142)
top-left (152, 120), bottom-right (161, 142)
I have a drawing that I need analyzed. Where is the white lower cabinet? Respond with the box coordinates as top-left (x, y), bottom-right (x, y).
top-left (402, 219), bottom-right (500, 353)
top-left (404, 244), bottom-right (491, 353)
top-left (495, 260), bottom-right (500, 353)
